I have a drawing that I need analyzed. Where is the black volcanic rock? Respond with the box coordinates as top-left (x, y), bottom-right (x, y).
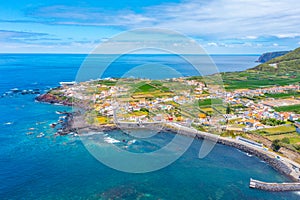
top-left (257, 51), bottom-right (290, 63)
top-left (35, 93), bottom-right (72, 106)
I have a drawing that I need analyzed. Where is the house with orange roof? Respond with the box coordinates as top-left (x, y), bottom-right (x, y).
top-left (198, 113), bottom-right (206, 119)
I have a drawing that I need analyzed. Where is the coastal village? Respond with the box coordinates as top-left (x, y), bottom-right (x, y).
top-left (41, 77), bottom-right (300, 155)
top-left (37, 75), bottom-right (300, 182)
top-left (55, 78), bottom-right (300, 133)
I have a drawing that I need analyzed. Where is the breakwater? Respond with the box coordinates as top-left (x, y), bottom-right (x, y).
top-left (249, 178), bottom-right (300, 191)
top-left (165, 123), bottom-right (300, 182)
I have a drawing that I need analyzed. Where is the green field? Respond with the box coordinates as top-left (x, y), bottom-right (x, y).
top-left (267, 132), bottom-right (300, 153)
top-left (136, 83), bottom-right (157, 92)
top-left (274, 104), bottom-right (300, 113)
top-left (267, 133), bottom-right (300, 143)
top-left (257, 125), bottom-right (295, 135)
top-left (264, 92), bottom-right (300, 99)
top-left (219, 47), bottom-right (300, 90)
top-left (198, 98), bottom-right (223, 107)
top-left (220, 71), bottom-right (300, 90)
top-left (254, 125), bottom-right (300, 152)
top-left (96, 80), bottom-right (117, 86)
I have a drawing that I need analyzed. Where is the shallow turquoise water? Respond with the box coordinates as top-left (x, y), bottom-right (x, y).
top-left (1, 54), bottom-right (299, 199)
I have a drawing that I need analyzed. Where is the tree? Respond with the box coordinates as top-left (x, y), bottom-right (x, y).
top-left (226, 104), bottom-right (231, 114)
top-left (271, 139), bottom-right (281, 152)
top-left (140, 108), bottom-right (149, 113)
top-left (281, 137), bottom-right (290, 144)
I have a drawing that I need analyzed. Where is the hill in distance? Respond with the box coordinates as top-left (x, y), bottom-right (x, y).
top-left (256, 50), bottom-right (290, 63)
top-left (220, 47), bottom-right (300, 90)
top-left (252, 47), bottom-right (300, 74)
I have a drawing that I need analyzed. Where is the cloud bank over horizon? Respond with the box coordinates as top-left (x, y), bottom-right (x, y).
top-left (0, 0), bottom-right (299, 53)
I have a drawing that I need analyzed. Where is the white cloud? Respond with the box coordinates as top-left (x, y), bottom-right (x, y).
top-left (207, 42), bottom-right (218, 47)
top-left (275, 33), bottom-right (300, 38)
top-left (5, 0), bottom-right (300, 53)
top-left (26, 0), bottom-right (300, 40)
top-left (143, 0), bottom-right (300, 39)
top-left (28, 5), bottom-right (155, 27)
top-left (244, 36), bottom-right (258, 40)
top-left (85, 0), bottom-right (295, 41)
top-left (243, 42), bottom-right (252, 47)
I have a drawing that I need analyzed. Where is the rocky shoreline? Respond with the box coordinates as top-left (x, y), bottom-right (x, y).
top-left (36, 93), bottom-right (73, 106)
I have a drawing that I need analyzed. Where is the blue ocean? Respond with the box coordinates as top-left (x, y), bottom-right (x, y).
top-left (0, 54), bottom-right (299, 199)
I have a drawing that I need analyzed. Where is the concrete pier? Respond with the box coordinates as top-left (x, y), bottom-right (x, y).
top-left (249, 178), bottom-right (300, 191)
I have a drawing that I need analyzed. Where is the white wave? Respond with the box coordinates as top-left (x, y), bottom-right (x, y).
top-left (293, 191), bottom-right (300, 196)
top-left (80, 132), bottom-right (104, 137)
top-left (4, 122), bottom-right (13, 125)
top-left (36, 132), bottom-right (45, 138)
top-left (104, 137), bottom-right (120, 144)
top-left (128, 139), bottom-right (137, 145)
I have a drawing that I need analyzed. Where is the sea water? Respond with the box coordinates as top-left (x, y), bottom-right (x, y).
top-left (0, 54), bottom-right (299, 199)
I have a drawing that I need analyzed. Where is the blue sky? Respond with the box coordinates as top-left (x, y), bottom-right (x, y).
top-left (0, 0), bottom-right (300, 54)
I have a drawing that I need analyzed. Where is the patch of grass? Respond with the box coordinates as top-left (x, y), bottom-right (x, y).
top-left (218, 70), bottom-right (300, 90)
top-left (96, 80), bottom-right (117, 86)
top-left (49, 89), bottom-right (63, 95)
top-left (266, 126), bottom-right (300, 152)
top-left (96, 116), bottom-right (108, 124)
top-left (274, 104), bottom-right (300, 114)
top-left (259, 125), bottom-right (295, 135)
top-left (136, 83), bottom-right (157, 92)
top-left (200, 107), bottom-right (214, 112)
top-left (131, 111), bottom-right (148, 117)
top-left (220, 131), bottom-right (247, 138)
top-left (265, 92), bottom-right (300, 99)
top-left (198, 98), bottom-right (223, 107)
top-left (289, 136), bottom-right (300, 144)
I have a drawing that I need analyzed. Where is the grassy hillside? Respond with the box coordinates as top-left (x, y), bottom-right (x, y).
top-left (220, 47), bottom-right (300, 90)
top-left (252, 47), bottom-right (300, 74)
top-left (266, 47), bottom-right (300, 63)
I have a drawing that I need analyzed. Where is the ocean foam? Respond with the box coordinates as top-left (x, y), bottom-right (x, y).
top-left (104, 137), bottom-right (120, 144)
top-left (80, 132), bottom-right (104, 137)
top-left (128, 139), bottom-right (137, 145)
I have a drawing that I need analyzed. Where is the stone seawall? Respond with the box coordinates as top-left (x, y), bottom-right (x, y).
top-left (217, 137), bottom-right (292, 177)
top-left (165, 123), bottom-right (296, 181)
top-left (250, 178), bottom-right (300, 191)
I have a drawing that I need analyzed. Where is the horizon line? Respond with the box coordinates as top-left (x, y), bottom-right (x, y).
top-left (0, 53), bottom-right (261, 56)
